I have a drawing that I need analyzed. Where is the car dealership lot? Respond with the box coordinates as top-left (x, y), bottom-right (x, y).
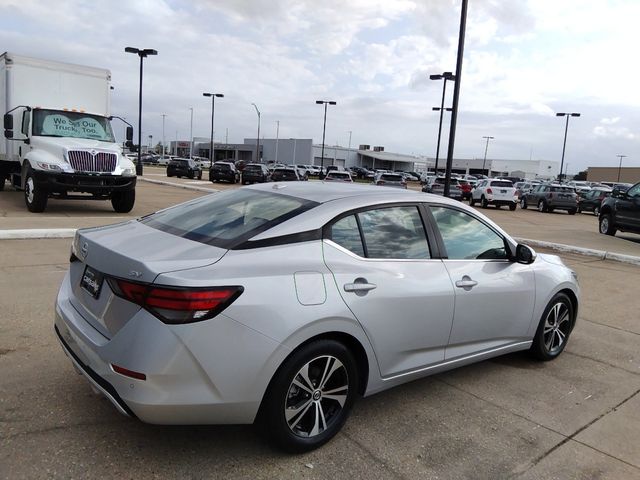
top-left (1, 178), bottom-right (639, 479)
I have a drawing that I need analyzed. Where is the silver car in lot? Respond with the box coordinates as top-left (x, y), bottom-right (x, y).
top-left (55, 183), bottom-right (579, 452)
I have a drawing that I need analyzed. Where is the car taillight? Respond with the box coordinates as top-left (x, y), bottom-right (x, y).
top-left (486, 188), bottom-right (493, 194)
top-left (377, 181), bottom-right (385, 185)
top-left (107, 278), bottom-right (243, 324)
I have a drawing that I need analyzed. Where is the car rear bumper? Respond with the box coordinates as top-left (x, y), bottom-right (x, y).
top-left (54, 272), bottom-right (282, 425)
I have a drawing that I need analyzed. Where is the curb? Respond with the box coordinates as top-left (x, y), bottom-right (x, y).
top-left (137, 177), bottom-right (219, 193)
top-left (0, 228), bottom-right (77, 240)
top-left (514, 237), bottom-right (640, 266)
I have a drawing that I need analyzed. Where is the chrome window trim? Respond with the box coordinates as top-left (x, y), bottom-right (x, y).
top-left (323, 239), bottom-right (438, 263)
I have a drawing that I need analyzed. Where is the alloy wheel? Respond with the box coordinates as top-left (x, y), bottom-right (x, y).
top-left (285, 355), bottom-right (349, 438)
top-left (542, 302), bottom-right (571, 355)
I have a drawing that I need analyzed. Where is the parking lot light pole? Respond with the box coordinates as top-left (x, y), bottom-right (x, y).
top-left (251, 103), bottom-right (261, 162)
top-left (556, 112), bottom-right (581, 183)
top-left (617, 154), bottom-right (627, 182)
top-left (161, 114), bottom-right (166, 161)
top-left (316, 100), bottom-right (336, 173)
top-left (481, 135), bottom-right (494, 176)
top-left (430, 72), bottom-right (455, 175)
top-left (203, 93), bottom-right (223, 168)
top-left (124, 47), bottom-right (157, 176)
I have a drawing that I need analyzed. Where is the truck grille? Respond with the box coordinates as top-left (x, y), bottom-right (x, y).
top-left (67, 151), bottom-right (117, 173)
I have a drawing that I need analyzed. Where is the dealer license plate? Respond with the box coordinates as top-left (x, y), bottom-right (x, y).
top-left (81, 265), bottom-right (104, 299)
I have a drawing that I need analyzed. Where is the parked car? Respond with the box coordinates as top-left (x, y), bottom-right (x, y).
top-left (470, 179), bottom-right (518, 210)
top-left (166, 158), bottom-right (202, 179)
top-left (210, 161), bottom-right (239, 183)
top-left (56, 183), bottom-right (579, 452)
top-left (425, 181), bottom-right (464, 201)
top-left (324, 171), bottom-right (354, 182)
top-left (521, 184), bottom-right (577, 214)
top-left (305, 165), bottom-right (322, 176)
top-left (577, 187), bottom-right (612, 216)
top-left (241, 163), bottom-right (271, 185)
top-left (567, 181), bottom-right (592, 195)
top-left (373, 172), bottom-right (407, 189)
top-left (516, 181), bottom-right (541, 198)
top-left (271, 167), bottom-right (301, 181)
top-left (599, 182), bottom-right (640, 236)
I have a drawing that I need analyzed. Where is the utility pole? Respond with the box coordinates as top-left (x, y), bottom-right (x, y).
top-left (189, 107), bottom-right (194, 158)
top-left (161, 114), bottom-right (166, 160)
top-left (275, 120), bottom-right (280, 164)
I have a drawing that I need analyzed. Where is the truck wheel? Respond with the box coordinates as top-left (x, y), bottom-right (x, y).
top-left (24, 169), bottom-right (48, 213)
top-left (111, 190), bottom-right (135, 213)
top-left (599, 214), bottom-right (616, 236)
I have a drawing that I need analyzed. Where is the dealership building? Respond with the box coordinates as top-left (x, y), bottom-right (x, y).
top-left (172, 137), bottom-right (559, 179)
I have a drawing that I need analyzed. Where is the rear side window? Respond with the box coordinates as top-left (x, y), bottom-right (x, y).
top-left (141, 189), bottom-right (317, 248)
top-left (328, 206), bottom-right (430, 259)
top-left (550, 186), bottom-right (574, 193)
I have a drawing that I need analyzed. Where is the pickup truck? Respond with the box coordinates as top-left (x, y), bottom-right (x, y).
top-left (599, 182), bottom-right (640, 236)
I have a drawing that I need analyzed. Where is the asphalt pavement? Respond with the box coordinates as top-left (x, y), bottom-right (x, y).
top-left (0, 172), bottom-right (639, 479)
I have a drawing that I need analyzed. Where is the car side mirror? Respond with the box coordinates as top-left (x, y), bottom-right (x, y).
top-left (126, 126), bottom-right (134, 142)
top-left (515, 244), bottom-right (536, 264)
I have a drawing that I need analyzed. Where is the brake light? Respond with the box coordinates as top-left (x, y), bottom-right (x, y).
top-left (486, 188), bottom-right (493, 194)
top-left (107, 278), bottom-right (243, 324)
top-left (111, 364), bottom-right (146, 381)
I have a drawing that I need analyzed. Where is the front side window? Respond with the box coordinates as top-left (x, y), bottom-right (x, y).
top-left (430, 207), bottom-right (508, 260)
top-left (32, 109), bottom-right (115, 142)
top-left (626, 184), bottom-right (640, 197)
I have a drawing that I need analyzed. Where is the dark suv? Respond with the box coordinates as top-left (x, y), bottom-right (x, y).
top-left (521, 184), bottom-right (577, 214)
top-left (599, 182), bottom-right (640, 236)
top-left (210, 161), bottom-right (238, 183)
top-left (167, 158), bottom-right (202, 179)
top-left (242, 163), bottom-right (270, 184)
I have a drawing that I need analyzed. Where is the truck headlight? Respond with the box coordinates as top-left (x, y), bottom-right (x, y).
top-left (36, 161), bottom-right (62, 171)
top-left (122, 167), bottom-right (136, 176)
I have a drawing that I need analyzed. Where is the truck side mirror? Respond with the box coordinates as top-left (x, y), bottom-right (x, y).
top-left (126, 126), bottom-right (134, 142)
top-left (3, 113), bottom-right (13, 130)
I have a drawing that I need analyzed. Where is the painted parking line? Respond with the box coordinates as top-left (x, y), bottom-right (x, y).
top-left (0, 228), bottom-right (77, 239)
top-left (137, 177), bottom-right (218, 193)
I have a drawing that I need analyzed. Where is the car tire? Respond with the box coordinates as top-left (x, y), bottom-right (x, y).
top-left (530, 292), bottom-right (574, 361)
top-left (599, 213), bottom-right (616, 236)
top-left (593, 206), bottom-right (600, 217)
top-left (481, 196), bottom-right (488, 208)
top-left (568, 209), bottom-right (577, 215)
top-left (24, 167), bottom-right (48, 213)
top-left (469, 196), bottom-right (475, 206)
top-left (259, 339), bottom-right (359, 453)
top-left (521, 198), bottom-right (527, 209)
top-left (577, 205), bottom-right (582, 213)
top-left (0, 178), bottom-right (5, 191)
top-left (188, 172), bottom-right (194, 179)
top-left (198, 172), bottom-right (203, 180)
top-left (509, 203), bottom-right (517, 211)
top-left (537, 200), bottom-right (547, 213)
top-left (111, 189), bottom-right (135, 213)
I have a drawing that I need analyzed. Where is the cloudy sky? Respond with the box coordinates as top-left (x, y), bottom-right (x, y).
top-left (2, 0), bottom-right (638, 172)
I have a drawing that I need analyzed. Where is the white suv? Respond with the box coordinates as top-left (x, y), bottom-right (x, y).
top-left (470, 179), bottom-right (518, 210)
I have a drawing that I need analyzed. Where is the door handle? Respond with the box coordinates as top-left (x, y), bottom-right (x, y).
top-left (455, 276), bottom-right (478, 290)
top-left (344, 278), bottom-right (377, 296)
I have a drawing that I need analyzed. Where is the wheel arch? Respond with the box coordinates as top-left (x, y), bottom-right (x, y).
top-left (558, 287), bottom-right (579, 328)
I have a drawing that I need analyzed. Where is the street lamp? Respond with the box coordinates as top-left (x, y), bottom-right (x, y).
top-left (316, 100), bottom-right (337, 173)
top-left (556, 112), bottom-right (581, 182)
top-left (617, 154), bottom-right (627, 182)
top-left (124, 47), bottom-right (158, 175)
top-left (430, 72), bottom-right (455, 175)
top-left (251, 103), bottom-right (261, 162)
top-left (148, 134), bottom-right (153, 150)
top-left (203, 92), bottom-right (223, 167)
top-left (481, 136), bottom-right (494, 176)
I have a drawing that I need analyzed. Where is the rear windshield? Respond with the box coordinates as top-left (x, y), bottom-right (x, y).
top-left (213, 163), bottom-right (232, 171)
top-left (140, 189), bottom-right (318, 249)
top-left (273, 169), bottom-right (298, 180)
top-left (380, 174), bottom-right (403, 181)
top-left (490, 180), bottom-right (513, 187)
top-left (244, 165), bottom-right (263, 172)
top-left (330, 172), bottom-right (350, 178)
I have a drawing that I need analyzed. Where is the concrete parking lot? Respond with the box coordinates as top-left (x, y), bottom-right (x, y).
top-left (1, 176), bottom-right (639, 479)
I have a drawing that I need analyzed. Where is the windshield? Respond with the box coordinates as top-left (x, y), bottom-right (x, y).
top-left (32, 109), bottom-right (115, 142)
top-left (141, 189), bottom-right (318, 248)
top-left (490, 181), bottom-right (513, 187)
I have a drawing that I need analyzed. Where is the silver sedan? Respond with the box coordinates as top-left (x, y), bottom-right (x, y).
top-left (55, 182), bottom-right (579, 452)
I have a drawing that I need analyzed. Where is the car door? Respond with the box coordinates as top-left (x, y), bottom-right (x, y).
top-left (428, 205), bottom-right (536, 360)
top-left (323, 205), bottom-right (455, 378)
top-left (615, 183), bottom-right (640, 228)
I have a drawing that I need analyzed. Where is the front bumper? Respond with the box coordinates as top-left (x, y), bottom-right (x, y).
top-left (54, 271), bottom-right (281, 425)
top-left (33, 170), bottom-right (136, 195)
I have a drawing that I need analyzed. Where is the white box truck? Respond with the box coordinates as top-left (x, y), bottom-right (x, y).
top-left (0, 52), bottom-right (137, 212)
